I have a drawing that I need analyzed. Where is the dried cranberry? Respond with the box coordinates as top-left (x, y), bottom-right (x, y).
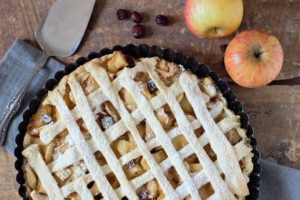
top-left (126, 160), bottom-right (135, 168)
top-left (147, 80), bottom-right (157, 93)
top-left (139, 189), bottom-right (148, 200)
top-left (116, 9), bottom-right (129, 20)
top-left (155, 15), bottom-right (169, 26)
top-left (132, 24), bottom-right (145, 39)
top-left (131, 11), bottom-right (142, 23)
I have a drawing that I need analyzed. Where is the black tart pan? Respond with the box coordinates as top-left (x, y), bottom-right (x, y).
top-left (15, 44), bottom-right (261, 200)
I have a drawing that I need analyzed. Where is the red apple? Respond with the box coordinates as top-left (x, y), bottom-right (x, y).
top-left (184, 0), bottom-right (243, 38)
top-left (225, 30), bottom-right (284, 88)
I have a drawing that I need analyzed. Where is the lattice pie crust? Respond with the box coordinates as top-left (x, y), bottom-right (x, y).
top-left (22, 51), bottom-right (253, 200)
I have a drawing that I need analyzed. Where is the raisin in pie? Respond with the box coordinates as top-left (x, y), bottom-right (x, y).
top-left (21, 51), bottom-right (254, 200)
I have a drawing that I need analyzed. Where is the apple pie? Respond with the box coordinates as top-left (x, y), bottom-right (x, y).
top-left (21, 51), bottom-right (254, 200)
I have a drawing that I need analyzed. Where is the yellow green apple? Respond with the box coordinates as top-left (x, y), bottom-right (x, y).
top-left (184, 0), bottom-right (244, 38)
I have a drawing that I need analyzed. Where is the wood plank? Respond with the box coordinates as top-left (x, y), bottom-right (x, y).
top-left (0, 0), bottom-right (299, 80)
top-left (0, 0), bottom-right (299, 198)
top-left (231, 85), bottom-right (300, 169)
top-left (0, 148), bottom-right (20, 200)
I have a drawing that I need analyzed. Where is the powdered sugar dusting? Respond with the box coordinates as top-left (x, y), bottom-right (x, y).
top-left (73, 163), bottom-right (86, 177)
top-left (41, 113), bottom-right (53, 124)
top-left (55, 168), bottom-right (72, 181)
top-left (79, 162), bottom-right (88, 172)
top-left (101, 116), bottom-right (114, 129)
top-left (139, 189), bottom-right (148, 200)
top-left (32, 128), bottom-right (39, 135)
top-left (178, 64), bottom-right (186, 72)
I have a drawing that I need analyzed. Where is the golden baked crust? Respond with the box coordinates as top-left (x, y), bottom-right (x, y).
top-left (22, 51), bottom-right (253, 200)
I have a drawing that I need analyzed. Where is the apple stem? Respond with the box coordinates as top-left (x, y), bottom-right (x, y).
top-left (214, 27), bottom-right (218, 35)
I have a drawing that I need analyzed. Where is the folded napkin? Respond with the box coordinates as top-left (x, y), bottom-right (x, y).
top-left (0, 39), bottom-right (64, 152)
top-left (260, 160), bottom-right (300, 199)
top-left (1, 39), bottom-right (300, 199)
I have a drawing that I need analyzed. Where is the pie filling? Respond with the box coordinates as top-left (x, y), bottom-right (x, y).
top-left (22, 51), bottom-right (253, 200)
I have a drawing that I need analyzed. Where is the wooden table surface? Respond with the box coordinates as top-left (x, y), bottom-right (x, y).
top-left (0, 0), bottom-right (299, 199)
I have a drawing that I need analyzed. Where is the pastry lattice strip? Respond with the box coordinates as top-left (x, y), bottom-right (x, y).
top-left (43, 65), bottom-right (209, 172)
top-left (45, 110), bottom-right (250, 198)
top-left (48, 89), bottom-right (121, 200)
top-left (142, 59), bottom-right (244, 198)
top-left (24, 138), bottom-right (250, 200)
top-left (23, 144), bottom-right (64, 200)
top-left (48, 112), bottom-right (239, 173)
top-left (67, 75), bottom-right (139, 199)
top-left (121, 59), bottom-right (249, 197)
top-left (87, 64), bottom-right (180, 199)
top-left (88, 59), bottom-right (247, 198)
top-left (89, 63), bottom-right (207, 199)
top-left (61, 69), bottom-right (249, 198)
top-left (23, 57), bottom-right (252, 200)
top-left (59, 134), bottom-right (250, 198)
top-left (179, 72), bottom-right (249, 196)
top-left (121, 78), bottom-right (225, 199)
top-left (72, 177), bottom-right (94, 200)
top-left (39, 75), bottom-right (192, 145)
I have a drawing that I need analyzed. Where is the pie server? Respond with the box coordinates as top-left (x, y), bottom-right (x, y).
top-left (0, 0), bottom-right (96, 144)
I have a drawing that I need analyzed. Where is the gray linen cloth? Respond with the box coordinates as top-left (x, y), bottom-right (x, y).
top-left (0, 39), bottom-right (64, 152)
top-left (1, 39), bottom-right (300, 199)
